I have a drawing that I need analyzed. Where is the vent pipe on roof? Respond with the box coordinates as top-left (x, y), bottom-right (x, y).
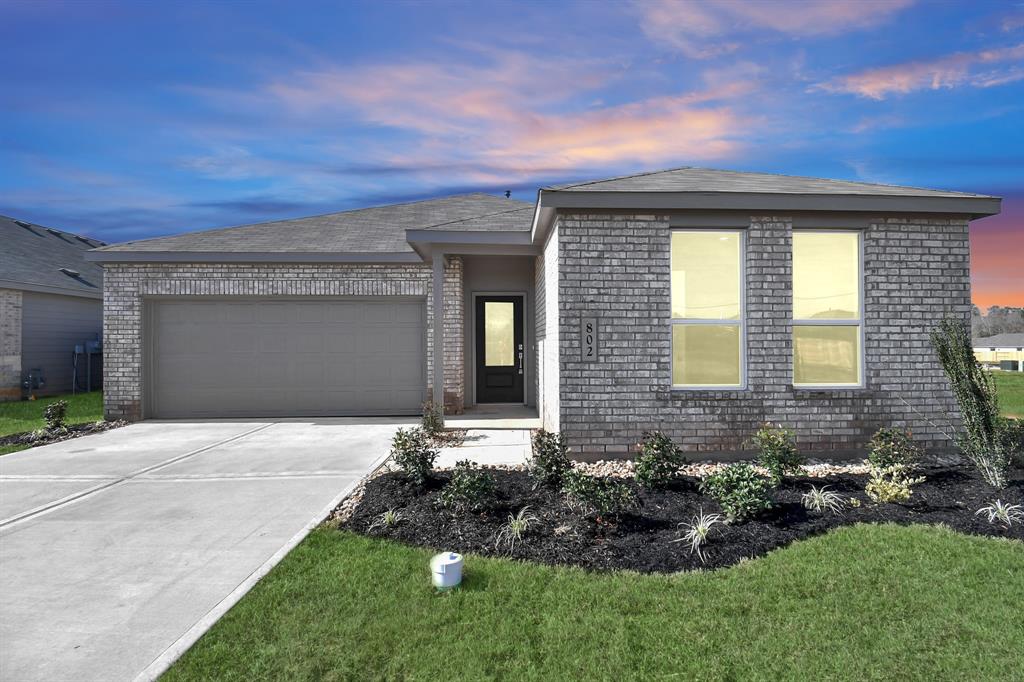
top-left (59, 267), bottom-right (81, 278)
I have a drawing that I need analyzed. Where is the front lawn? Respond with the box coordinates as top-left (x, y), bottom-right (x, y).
top-left (993, 370), bottom-right (1024, 418)
top-left (166, 525), bottom-right (1023, 681)
top-left (0, 391), bottom-right (103, 454)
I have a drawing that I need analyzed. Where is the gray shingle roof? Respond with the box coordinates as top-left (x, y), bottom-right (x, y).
top-left (973, 333), bottom-right (1024, 348)
top-left (0, 215), bottom-right (105, 297)
top-left (547, 167), bottom-right (994, 198)
top-left (96, 193), bottom-right (533, 254)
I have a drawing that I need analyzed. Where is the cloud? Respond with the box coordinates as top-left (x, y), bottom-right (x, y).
top-left (236, 48), bottom-right (756, 180)
top-left (816, 43), bottom-right (1024, 99)
top-left (635, 0), bottom-right (914, 58)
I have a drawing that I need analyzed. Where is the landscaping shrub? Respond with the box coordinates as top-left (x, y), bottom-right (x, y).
top-left (975, 500), bottom-right (1023, 528)
top-left (673, 508), bottom-right (723, 563)
top-left (439, 460), bottom-right (496, 512)
top-left (43, 399), bottom-right (68, 432)
top-left (528, 429), bottom-right (572, 487)
top-left (699, 463), bottom-right (773, 522)
top-left (801, 485), bottom-right (845, 515)
top-left (931, 317), bottom-right (1019, 488)
top-left (368, 508), bottom-right (406, 532)
top-left (867, 427), bottom-right (921, 469)
top-left (561, 470), bottom-right (637, 519)
top-left (634, 431), bottom-right (685, 489)
top-left (750, 423), bottom-right (803, 483)
top-left (420, 401), bottom-right (444, 438)
top-left (494, 506), bottom-right (539, 554)
top-left (391, 427), bottom-right (438, 486)
top-left (865, 464), bottom-right (925, 504)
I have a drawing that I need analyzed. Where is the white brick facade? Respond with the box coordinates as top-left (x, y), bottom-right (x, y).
top-left (0, 288), bottom-right (22, 400)
top-left (552, 213), bottom-right (971, 456)
top-left (102, 260), bottom-right (464, 420)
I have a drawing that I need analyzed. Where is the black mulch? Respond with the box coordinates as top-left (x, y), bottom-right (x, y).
top-left (342, 464), bottom-right (1024, 573)
top-left (0, 420), bottom-right (127, 449)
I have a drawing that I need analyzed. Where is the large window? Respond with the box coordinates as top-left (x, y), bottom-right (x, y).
top-left (670, 230), bottom-right (744, 388)
top-left (792, 231), bottom-right (862, 387)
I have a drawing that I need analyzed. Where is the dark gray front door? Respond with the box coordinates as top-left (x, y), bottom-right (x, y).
top-left (148, 298), bottom-right (425, 418)
top-left (475, 295), bottom-right (524, 403)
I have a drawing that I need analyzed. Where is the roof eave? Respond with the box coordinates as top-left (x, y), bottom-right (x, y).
top-left (0, 278), bottom-right (103, 300)
top-left (538, 191), bottom-right (1001, 218)
top-left (84, 250), bottom-right (424, 264)
top-left (405, 229), bottom-right (538, 260)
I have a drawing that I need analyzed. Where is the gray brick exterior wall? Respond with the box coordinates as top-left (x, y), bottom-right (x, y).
top-left (0, 288), bottom-right (22, 401)
top-left (554, 212), bottom-right (970, 457)
top-left (102, 259), bottom-right (464, 420)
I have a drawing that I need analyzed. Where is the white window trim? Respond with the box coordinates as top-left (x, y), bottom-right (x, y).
top-left (670, 228), bottom-right (747, 390)
top-left (792, 229), bottom-right (865, 389)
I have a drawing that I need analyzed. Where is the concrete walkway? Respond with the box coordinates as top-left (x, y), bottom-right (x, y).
top-left (435, 429), bottom-right (532, 468)
top-left (0, 417), bottom-right (412, 682)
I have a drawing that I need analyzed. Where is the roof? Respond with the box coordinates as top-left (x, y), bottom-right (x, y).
top-left (93, 193), bottom-right (533, 258)
top-left (546, 166), bottom-right (994, 198)
top-left (973, 333), bottom-right (1024, 348)
top-left (0, 215), bottom-right (105, 298)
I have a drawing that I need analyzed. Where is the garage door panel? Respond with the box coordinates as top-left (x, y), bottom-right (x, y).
top-left (150, 298), bottom-right (425, 418)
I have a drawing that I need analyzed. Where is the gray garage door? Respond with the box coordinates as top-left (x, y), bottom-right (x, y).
top-left (148, 298), bottom-right (425, 418)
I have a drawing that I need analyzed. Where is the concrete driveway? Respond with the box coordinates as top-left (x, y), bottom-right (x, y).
top-left (0, 418), bottom-right (411, 682)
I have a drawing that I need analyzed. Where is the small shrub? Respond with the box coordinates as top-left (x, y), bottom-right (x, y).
top-left (528, 429), bottom-right (572, 487)
top-left (495, 506), bottom-right (539, 554)
top-left (421, 400), bottom-right (444, 437)
top-left (673, 508), bottom-right (723, 563)
top-left (561, 470), bottom-right (637, 519)
top-left (931, 317), bottom-right (1018, 488)
top-left (634, 431), bottom-right (685, 489)
top-left (975, 500), bottom-right (1024, 528)
top-left (750, 423), bottom-right (803, 483)
top-left (865, 464), bottom-right (925, 504)
top-left (368, 507), bottom-right (406, 532)
top-left (867, 427), bottom-right (921, 469)
top-left (439, 460), bottom-right (496, 512)
top-left (699, 463), bottom-right (773, 522)
top-left (43, 399), bottom-right (68, 432)
top-left (801, 485), bottom-right (846, 514)
top-left (391, 427), bottom-right (438, 486)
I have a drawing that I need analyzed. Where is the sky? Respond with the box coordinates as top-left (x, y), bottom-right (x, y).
top-left (1, 0), bottom-right (1021, 308)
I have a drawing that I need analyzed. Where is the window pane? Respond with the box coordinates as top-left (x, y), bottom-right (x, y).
top-left (484, 301), bottom-right (514, 366)
top-left (672, 325), bottom-right (741, 386)
top-left (793, 325), bottom-right (860, 385)
top-left (671, 231), bottom-right (740, 320)
top-left (793, 232), bottom-right (859, 320)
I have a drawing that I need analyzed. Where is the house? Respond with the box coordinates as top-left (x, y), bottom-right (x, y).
top-left (86, 168), bottom-right (1000, 455)
top-left (1, 215), bottom-right (106, 400)
top-left (973, 333), bottom-right (1024, 370)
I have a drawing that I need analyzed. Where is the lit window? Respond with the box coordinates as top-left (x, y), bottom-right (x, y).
top-left (792, 231), bottom-right (862, 386)
top-left (671, 231), bottom-right (743, 387)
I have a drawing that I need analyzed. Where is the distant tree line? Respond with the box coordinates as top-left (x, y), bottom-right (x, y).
top-left (972, 306), bottom-right (1024, 339)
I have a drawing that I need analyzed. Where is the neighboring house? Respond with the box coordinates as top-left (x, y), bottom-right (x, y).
top-left (973, 333), bottom-right (1024, 370)
top-left (86, 168), bottom-right (1000, 455)
top-left (1, 216), bottom-right (106, 400)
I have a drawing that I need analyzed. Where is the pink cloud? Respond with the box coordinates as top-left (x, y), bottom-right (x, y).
top-left (817, 43), bottom-right (1024, 99)
top-left (636, 0), bottom-right (914, 58)
top-left (250, 48), bottom-right (756, 179)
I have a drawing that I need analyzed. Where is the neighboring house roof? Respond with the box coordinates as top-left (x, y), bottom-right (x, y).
top-left (973, 333), bottom-right (1024, 348)
top-left (93, 194), bottom-right (533, 261)
top-left (546, 167), bottom-right (993, 198)
top-left (0, 215), bottom-right (105, 298)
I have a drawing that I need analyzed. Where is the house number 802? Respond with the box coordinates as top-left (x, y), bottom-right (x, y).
top-left (580, 317), bottom-right (598, 361)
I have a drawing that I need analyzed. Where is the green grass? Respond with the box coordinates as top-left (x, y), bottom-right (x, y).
top-left (993, 371), bottom-right (1024, 418)
top-left (0, 391), bottom-right (103, 455)
top-left (165, 525), bottom-right (1023, 681)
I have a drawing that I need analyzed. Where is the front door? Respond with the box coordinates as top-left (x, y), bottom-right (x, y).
top-left (475, 295), bottom-right (524, 403)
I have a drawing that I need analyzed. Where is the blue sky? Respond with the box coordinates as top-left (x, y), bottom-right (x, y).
top-left (1, 0), bottom-right (1021, 304)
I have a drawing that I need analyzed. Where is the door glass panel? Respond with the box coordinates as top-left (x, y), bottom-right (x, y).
top-left (793, 325), bottom-right (860, 385)
top-left (672, 324), bottom-right (741, 386)
top-left (484, 301), bottom-right (515, 366)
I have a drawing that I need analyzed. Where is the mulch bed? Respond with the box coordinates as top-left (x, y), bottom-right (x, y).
top-left (343, 464), bottom-right (1024, 572)
top-left (0, 420), bottom-right (127, 449)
